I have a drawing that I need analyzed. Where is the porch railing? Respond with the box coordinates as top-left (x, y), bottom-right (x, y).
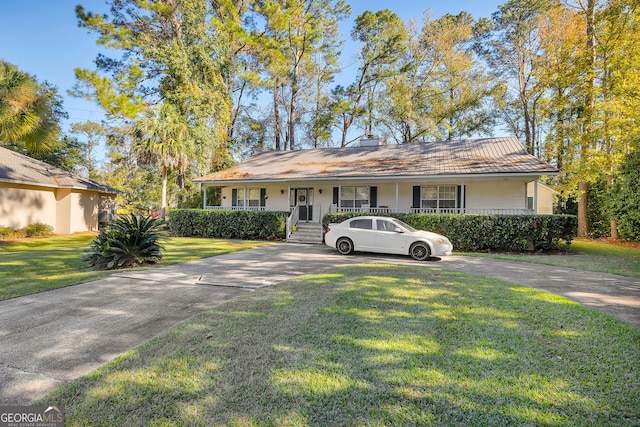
top-left (205, 205), bottom-right (269, 211)
top-left (204, 205), bottom-right (536, 216)
top-left (286, 204), bottom-right (300, 239)
top-left (329, 206), bottom-right (536, 215)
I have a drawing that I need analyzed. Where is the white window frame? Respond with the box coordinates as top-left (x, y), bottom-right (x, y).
top-left (235, 187), bottom-right (262, 207)
top-left (421, 185), bottom-right (457, 209)
top-left (341, 186), bottom-right (369, 208)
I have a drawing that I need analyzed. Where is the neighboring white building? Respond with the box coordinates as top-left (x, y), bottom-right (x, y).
top-left (0, 146), bottom-right (117, 234)
top-left (195, 137), bottom-right (559, 222)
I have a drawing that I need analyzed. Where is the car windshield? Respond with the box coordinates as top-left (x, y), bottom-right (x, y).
top-left (390, 218), bottom-right (417, 233)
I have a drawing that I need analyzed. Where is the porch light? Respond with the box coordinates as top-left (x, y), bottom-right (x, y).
top-left (280, 189), bottom-right (285, 194)
top-left (318, 189), bottom-right (323, 194)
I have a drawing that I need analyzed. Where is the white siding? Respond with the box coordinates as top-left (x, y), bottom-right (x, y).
top-left (0, 183), bottom-right (57, 230)
top-left (0, 183), bottom-right (104, 234)
top-left (465, 181), bottom-right (527, 210)
top-left (70, 191), bottom-right (100, 233)
top-left (527, 182), bottom-right (556, 214)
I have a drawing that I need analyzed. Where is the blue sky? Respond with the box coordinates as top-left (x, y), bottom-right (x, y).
top-left (0, 0), bottom-right (504, 131)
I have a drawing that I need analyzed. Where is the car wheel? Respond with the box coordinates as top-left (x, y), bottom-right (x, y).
top-left (336, 237), bottom-right (354, 255)
top-left (410, 242), bottom-right (430, 261)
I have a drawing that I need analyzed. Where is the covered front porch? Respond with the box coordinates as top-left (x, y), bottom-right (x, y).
top-left (200, 177), bottom-right (546, 222)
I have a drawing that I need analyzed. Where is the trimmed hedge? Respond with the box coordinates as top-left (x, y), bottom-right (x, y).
top-left (168, 209), bottom-right (288, 240)
top-left (323, 213), bottom-right (577, 252)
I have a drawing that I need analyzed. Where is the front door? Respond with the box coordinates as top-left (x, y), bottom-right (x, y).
top-left (293, 188), bottom-right (313, 221)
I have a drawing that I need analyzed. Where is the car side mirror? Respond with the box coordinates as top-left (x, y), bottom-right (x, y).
top-left (394, 227), bottom-right (404, 233)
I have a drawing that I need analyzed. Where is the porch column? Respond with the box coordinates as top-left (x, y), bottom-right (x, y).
top-left (338, 184), bottom-right (342, 210)
top-left (203, 184), bottom-right (207, 209)
top-left (460, 182), bottom-right (465, 214)
top-left (533, 180), bottom-right (538, 213)
top-left (395, 182), bottom-right (399, 213)
top-left (244, 185), bottom-right (248, 209)
top-left (288, 183), bottom-right (291, 209)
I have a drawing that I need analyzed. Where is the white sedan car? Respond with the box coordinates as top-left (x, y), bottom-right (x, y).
top-left (324, 216), bottom-right (453, 261)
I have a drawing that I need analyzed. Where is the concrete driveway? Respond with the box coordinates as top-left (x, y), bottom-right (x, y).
top-left (0, 244), bottom-right (362, 405)
top-left (1, 243), bottom-right (638, 405)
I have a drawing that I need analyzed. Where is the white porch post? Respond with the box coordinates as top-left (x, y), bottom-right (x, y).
top-left (395, 182), bottom-right (399, 212)
top-left (534, 180), bottom-right (539, 213)
top-left (244, 185), bottom-right (248, 209)
top-left (288, 183), bottom-right (291, 209)
top-left (338, 184), bottom-right (342, 210)
top-left (203, 184), bottom-right (207, 209)
top-left (460, 182), bottom-right (465, 214)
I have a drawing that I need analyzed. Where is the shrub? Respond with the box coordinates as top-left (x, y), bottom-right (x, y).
top-left (168, 209), bottom-right (287, 240)
top-left (323, 213), bottom-right (577, 252)
top-left (83, 214), bottom-right (164, 270)
top-left (22, 222), bottom-right (55, 237)
top-left (612, 149), bottom-right (640, 242)
top-left (0, 226), bottom-right (21, 239)
top-left (0, 223), bottom-right (54, 239)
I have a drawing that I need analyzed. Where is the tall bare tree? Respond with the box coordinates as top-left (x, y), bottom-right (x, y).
top-left (478, 0), bottom-right (550, 154)
top-left (255, 0), bottom-right (349, 150)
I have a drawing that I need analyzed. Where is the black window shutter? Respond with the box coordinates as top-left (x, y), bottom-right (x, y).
top-left (370, 186), bottom-right (377, 208)
top-left (260, 188), bottom-right (266, 206)
top-left (463, 185), bottom-right (466, 208)
top-left (333, 187), bottom-right (339, 205)
top-left (457, 185), bottom-right (465, 210)
top-left (232, 189), bottom-right (238, 206)
top-left (412, 186), bottom-right (420, 209)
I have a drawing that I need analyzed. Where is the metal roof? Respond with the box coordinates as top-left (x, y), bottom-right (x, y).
top-left (195, 137), bottom-right (558, 183)
top-left (0, 145), bottom-right (118, 194)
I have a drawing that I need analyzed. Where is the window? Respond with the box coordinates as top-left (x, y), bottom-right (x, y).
top-left (341, 186), bottom-right (369, 208)
top-left (350, 218), bottom-right (373, 230)
top-left (421, 185), bottom-right (457, 209)
top-left (233, 188), bottom-right (263, 207)
top-left (376, 219), bottom-right (397, 232)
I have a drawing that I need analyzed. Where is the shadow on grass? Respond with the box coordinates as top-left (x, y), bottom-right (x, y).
top-left (0, 236), bottom-right (270, 301)
top-left (46, 266), bottom-right (640, 426)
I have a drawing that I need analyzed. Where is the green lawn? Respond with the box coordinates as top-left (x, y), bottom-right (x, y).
top-left (0, 234), bottom-right (270, 301)
top-left (463, 238), bottom-right (640, 278)
top-left (44, 264), bottom-right (640, 426)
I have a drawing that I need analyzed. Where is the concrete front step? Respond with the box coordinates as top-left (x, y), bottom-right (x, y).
top-left (288, 222), bottom-right (323, 244)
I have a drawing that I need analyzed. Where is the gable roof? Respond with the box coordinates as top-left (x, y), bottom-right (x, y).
top-left (0, 145), bottom-right (118, 194)
top-left (195, 137), bottom-right (558, 183)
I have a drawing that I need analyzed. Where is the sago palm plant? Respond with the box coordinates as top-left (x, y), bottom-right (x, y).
top-left (83, 214), bottom-right (164, 270)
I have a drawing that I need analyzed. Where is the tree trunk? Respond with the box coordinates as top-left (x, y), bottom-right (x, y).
top-left (577, 181), bottom-right (588, 238)
top-left (273, 79), bottom-right (281, 151)
top-left (161, 165), bottom-right (168, 221)
top-left (366, 87), bottom-right (374, 135)
top-left (555, 99), bottom-right (565, 171)
top-left (341, 123), bottom-right (347, 147)
top-left (289, 79), bottom-right (297, 151)
top-left (578, 0), bottom-right (596, 238)
top-left (522, 100), bottom-right (533, 154)
top-left (314, 74), bottom-right (321, 148)
top-left (610, 220), bottom-right (619, 240)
